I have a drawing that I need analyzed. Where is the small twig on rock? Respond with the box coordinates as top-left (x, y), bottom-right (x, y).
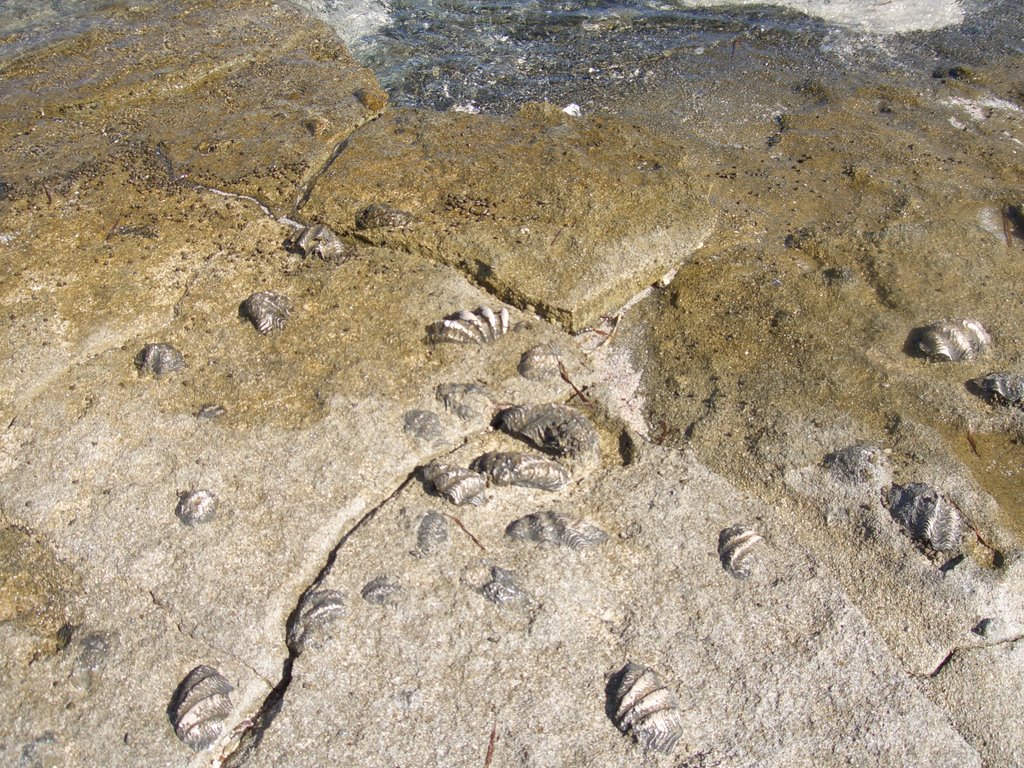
top-left (483, 718), bottom-right (497, 768)
top-left (442, 511), bottom-right (486, 552)
top-left (966, 426), bottom-right (981, 458)
top-left (42, 184), bottom-right (52, 205)
top-left (558, 359), bottom-right (590, 404)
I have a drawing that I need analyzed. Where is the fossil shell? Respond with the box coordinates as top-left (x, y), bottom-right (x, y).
top-left (613, 662), bottom-right (685, 754)
top-left (518, 343), bottom-right (562, 380)
top-left (505, 511), bottom-right (608, 549)
top-left (284, 223), bottom-right (354, 262)
top-left (971, 372), bottom-right (1024, 407)
top-left (196, 404), bottom-right (226, 420)
top-left (471, 451), bottom-right (570, 491)
top-left (361, 576), bottom-right (402, 606)
top-left (169, 665), bottom-right (234, 752)
top-left (421, 462), bottom-right (487, 506)
top-left (239, 291), bottom-right (292, 335)
top-left (287, 589), bottom-right (346, 653)
top-left (917, 318), bottom-right (991, 361)
top-left (884, 483), bottom-right (964, 552)
top-left (416, 511), bottom-right (449, 555)
top-left (403, 409), bottom-right (444, 442)
top-left (427, 306), bottom-right (510, 345)
top-left (355, 203), bottom-right (413, 230)
top-left (822, 442), bottom-right (887, 484)
top-left (481, 566), bottom-right (526, 605)
top-left (135, 343), bottom-right (185, 377)
top-left (435, 382), bottom-right (495, 420)
top-left (497, 403), bottom-right (600, 461)
top-left (175, 490), bottom-right (219, 527)
top-left (717, 525), bottom-right (765, 579)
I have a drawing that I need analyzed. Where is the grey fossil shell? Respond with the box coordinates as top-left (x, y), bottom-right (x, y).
top-left (355, 203), bottom-right (413, 230)
top-left (287, 589), bottom-right (346, 653)
top-left (823, 442), bottom-right (887, 484)
top-left (427, 306), bottom-right (510, 345)
top-left (497, 403), bottom-right (600, 461)
top-left (361, 576), bottom-right (403, 606)
top-left (613, 662), bottom-right (685, 754)
top-left (175, 490), bottom-right (219, 527)
top-left (505, 511), bottom-right (608, 549)
top-left (403, 409), bottom-right (444, 442)
top-left (471, 451), bottom-right (570, 491)
top-left (717, 525), bottom-right (765, 579)
top-left (481, 566), bottom-right (526, 605)
top-left (884, 483), bottom-right (964, 552)
top-left (239, 291), bottom-right (292, 335)
top-left (518, 343), bottom-right (562, 380)
top-left (421, 462), bottom-right (487, 506)
top-left (917, 318), bottom-right (991, 361)
top-left (416, 511), bottom-right (449, 555)
top-left (435, 382), bottom-right (495, 420)
top-left (284, 223), bottom-right (354, 263)
top-left (135, 343), bottom-right (185, 377)
top-left (971, 372), bottom-right (1024, 407)
top-left (169, 665), bottom-right (234, 752)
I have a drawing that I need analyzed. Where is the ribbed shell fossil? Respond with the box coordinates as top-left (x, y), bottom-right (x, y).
top-left (135, 343), bottom-right (185, 377)
top-left (518, 343), bottom-right (562, 380)
top-left (169, 665), bottom-right (233, 752)
top-left (471, 451), bottom-right (570, 491)
top-left (284, 223), bottom-right (354, 263)
top-left (884, 483), bottom-right (964, 552)
top-left (239, 291), bottom-right (292, 335)
top-left (971, 372), bottom-right (1024, 407)
top-left (355, 203), bottom-right (413, 230)
top-left (287, 589), bottom-right (346, 653)
top-left (505, 511), bottom-right (608, 549)
top-left (421, 463), bottom-right (487, 506)
top-left (613, 662), bottom-right (685, 754)
top-left (175, 490), bottom-right (219, 527)
top-left (917, 318), bottom-right (991, 361)
top-left (427, 306), bottom-right (510, 345)
top-left (361, 576), bottom-right (402, 606)
top-left (416, 511), bottom-right (449, 555)
top-left (718, 525), bottom-right (765, 579)
top-left (497, 403), bottom-right (600, 461)
top-left (481, 566), bottom-right (526, 605)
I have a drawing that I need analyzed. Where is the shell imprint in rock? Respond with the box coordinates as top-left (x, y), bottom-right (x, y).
top-left (613, 662), bottom-right (685, 754)
top-left (505, 511), bottom-right (608, 549)
top-left (481, 566), bottom-right (526, 605)
top-left (822, 442), bottom-right (888, 484)
top-left (884, 483), bottom-right (964, 552)
top-left (421, 463), bottom-right (487, 506)
top-left (169, 665), bottom-right (234, 752)
top-left (971, 372), bottom-right (1024, 407)
top-left (435, 382), bottom-right (495, 420)
top-left (416, 511), bottom-right (449, 555)
top-left (284, 223), bottom-right (354, 262)
top-left (175, 490), bottom-right (219, 526)
top-left (917, 318), bottom-right (991, 361)
top-left (497, 403), bottom-right (599, 461)
top-left (471, 451), bottom-right (570, 491)
top-left (518, 343), bottom-right (562, 380)
top-left (135, 343), bottom-right (185, 377)
top-left (361, 576), bottom-right (403, 606)
top-left (354, 203), bottom-right (413, 230)
top-left (427, 306), bottom-right (510, 345)
top-left (717, 525), bottom-right (765, 579)
top-left (239, 291), bottom-right (292, 335)
top-left (287, 589), bottom-right (346, 654)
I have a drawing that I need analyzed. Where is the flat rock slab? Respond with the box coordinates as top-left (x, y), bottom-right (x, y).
top-left (302, 104), bottom-right (715, 332)
top-left (0, 0), bottom-right (386, 212)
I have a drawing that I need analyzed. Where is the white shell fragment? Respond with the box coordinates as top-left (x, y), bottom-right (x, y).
top-left (971, 372), bottom-right (1024, 407)
top-left (471, 451), bottom-right (570, 491)
top-left (917, 318), bottom-right (991, 361)
top-left (286, 589), bottom-right (346, 654)
top-left (421, 462), bottom-right (487, 506)
top-left (884, 483), bottom-right (964, 552)
top-left (427, 306), bottom-right (510, 345)
top-left (135, 343), bottom-right (185, 377)
top-left (505, 511), bottom-right (608, 549)
top-left (175, 489), bottom-right (219, 527)
top-left (169, 665), bottom-right (234, 752)
top-left (717, 525), bottom-right (765, 579)
top-left (497, 403), bottom-right (600, 461)
top-left (613, 662), bottom-right (685, 754)
top-left (239, 291), bottom-right (292, 335)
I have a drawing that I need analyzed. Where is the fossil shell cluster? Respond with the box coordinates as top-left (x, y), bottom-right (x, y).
top-left (497, 403), bottom-right (600, 462)
top-left (284, 223), bottom-right (354, 263)
top-left (916, 318), bottom-right (991, 361)
top-left (718, 525), bottom-right (765, 579)
top-left (612, 662), bottom-right (685, 754)
top-left (506, 511), bottom-right (608, 549)
top-left (421, 462), bottom-right (488, 506)
top-left (175, 489), bottom-right (219, 527)
top-left (971, 372), bottom-right (1024, 407)
top-left (239, 291), bottom-right (292, 335)
top-left (135, 343), bottom-right (185, 377)
top-left (169, 665), bottom-right (234, 752)
top-left (471, 451), bottom-right (570, 491)
top-left (427, 306), bottom-right (510, 345)
top-left (884, 483), bottom-right (964, 552)
top-left (287, 589), bottom-right (346, 654)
